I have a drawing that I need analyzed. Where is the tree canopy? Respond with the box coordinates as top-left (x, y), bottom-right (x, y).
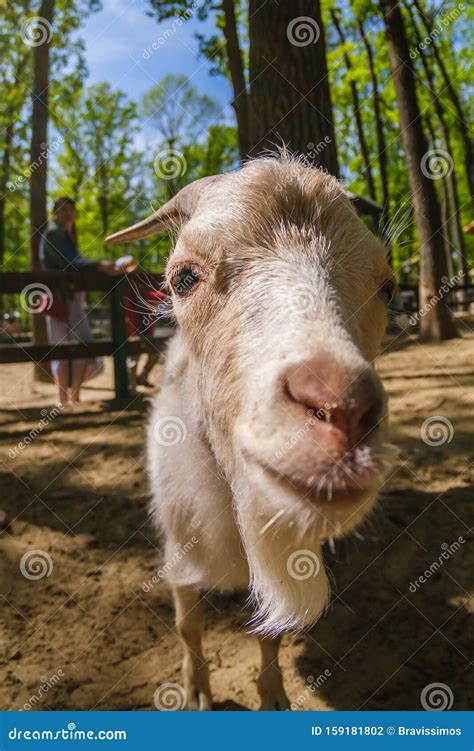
top-left (0, 0), bottom-right (472, 338)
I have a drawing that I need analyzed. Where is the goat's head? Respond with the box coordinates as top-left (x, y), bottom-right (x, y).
top-left (108, 156), bottom-right (395, 632)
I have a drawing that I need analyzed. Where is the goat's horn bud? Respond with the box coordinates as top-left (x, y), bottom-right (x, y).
top-left (105, 213), bottom-right (166, 245)
top-left (105, 174), bottom-right (223, 245)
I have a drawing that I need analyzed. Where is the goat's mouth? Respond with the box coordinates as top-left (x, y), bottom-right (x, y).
top-left (265, 466), bottom-right (376, 508)
top-left (245, 447), bottom-right (386, 509)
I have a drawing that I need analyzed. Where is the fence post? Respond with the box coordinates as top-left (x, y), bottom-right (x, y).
top-left (110, 276), bottom-right (129, 399)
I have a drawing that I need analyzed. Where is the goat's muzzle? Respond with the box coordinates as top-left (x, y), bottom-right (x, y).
top-left (242, 351), bottom-right (388, 510)
top-left (283, 352), bottom-right (385, 453)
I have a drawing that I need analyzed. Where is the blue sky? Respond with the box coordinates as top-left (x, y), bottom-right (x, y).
top-left (81, 0), bottom-right (233, 122)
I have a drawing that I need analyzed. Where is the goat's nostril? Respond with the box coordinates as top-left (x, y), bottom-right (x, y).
top-left (355, 398), bottom-right (384, 436)
top-left (284, 355), bottom-right (384, 446)
top-left (307, 406), bottom-right (327, 422)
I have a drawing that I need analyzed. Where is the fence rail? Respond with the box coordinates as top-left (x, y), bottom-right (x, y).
top-left (397, 283), bottom-right (473, 312)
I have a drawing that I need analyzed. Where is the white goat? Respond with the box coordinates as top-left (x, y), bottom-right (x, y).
top-left (107, 156), bottom-right (395, 710)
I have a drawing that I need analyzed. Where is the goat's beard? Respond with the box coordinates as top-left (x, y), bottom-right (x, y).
top-left (231, 465), bottom-right (331, 636)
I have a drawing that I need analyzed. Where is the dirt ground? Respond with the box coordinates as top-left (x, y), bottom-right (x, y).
top-left (0, 319), bottom-right (472, 712)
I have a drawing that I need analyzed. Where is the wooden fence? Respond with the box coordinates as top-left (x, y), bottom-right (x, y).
top-left (397, 283), bottom-right (473, 312)
top-left (0, 269), bottom-right (174, 399)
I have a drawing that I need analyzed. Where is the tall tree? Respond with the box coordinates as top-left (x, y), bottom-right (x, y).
top-left (330, 9), bottom-right (376, 198)
top-left (379, 0), bottom-right (457, 340)
top-left (142, 74), bottom-right (220, 149)
top-left (29, 1), bottom-right (55, 271)
top-left (85, 84), bottom-right (139, 238)
top-left (148, 1), bottom-right (339, 173)
top-left (28, 2), bottom-right (56, 379)
top-left (411, 0), bottom-right (473, 202)
top-left (55, 82), bottom-right (142, 247)
top-left (0, 1), bottom-right (31, 269)
top-left (353, 12), bottom-right (391, 257)
top-left (142, 75), bottom-right (221, 198)
top-left (29, 0), bottom-right (99, 268)
top-left (404, 0), bottom-right (468, 283)
top-left (247, 0), bottom-right (339, 174)
top-left (424, 114), bottom-right (453, 278)
top-left (221, 0), bottom-right (250, 159)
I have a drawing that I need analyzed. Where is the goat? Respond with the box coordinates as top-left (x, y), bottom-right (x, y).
top-left (106, 155), bottom-right (395, 710)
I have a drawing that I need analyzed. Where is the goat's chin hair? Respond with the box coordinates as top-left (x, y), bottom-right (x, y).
top-left (232, 473), bottom-right (330, 636)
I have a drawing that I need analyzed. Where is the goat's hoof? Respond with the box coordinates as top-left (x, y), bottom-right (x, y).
top-left (185, 686), bottom-right (213, 711)
top-left (258, 690), bottom-right (291, 711)
top-left (184, 671), bottom-right (212, 710)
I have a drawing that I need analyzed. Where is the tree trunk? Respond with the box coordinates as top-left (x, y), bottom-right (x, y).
top-left (98, 192), bottom-right (109, 238)
top-left (412, 0), bottom-right (474, 202)
top-left (30, 0), bottom-right (55, 270)
top-left (330, 10), bottom-right (376, 200)
top-left (222, 0), bottom-right (250, 161)
top-left (0, 122), bottom-right (14, 316)
top-left (404, 1), bottom-right (468, 289)
top-left (424, 116), bottom-right (453, 280)
top-left (0, 122), bottom-right (14, 270)
top-left (379, 0), bottom-right (457, 341)
top-left (29, 0), bottom-right (55, 379)
top-left (248, 0), bottom-right (339, 176)
top-left (355, 13), bottom-right (391, 261)
top-left (0, 45), bottom-right (30, 270)
top-left (439, 177), bottom-right (454, 277)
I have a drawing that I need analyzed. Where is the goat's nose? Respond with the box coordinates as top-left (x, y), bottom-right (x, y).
top-left (284, 354), bottom-right (384, 445)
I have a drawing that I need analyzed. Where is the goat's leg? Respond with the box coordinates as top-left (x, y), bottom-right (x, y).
top-left (256, 635), bottom-right (290, 710)
top-left (173, 585), bottom-right (212, 710)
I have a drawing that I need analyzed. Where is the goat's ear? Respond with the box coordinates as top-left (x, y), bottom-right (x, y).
top-left (105, 174), bottom-right (222, 245)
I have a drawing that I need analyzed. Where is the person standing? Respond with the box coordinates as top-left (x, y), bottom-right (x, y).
top-left (40, 197), bottom-right (121, 405)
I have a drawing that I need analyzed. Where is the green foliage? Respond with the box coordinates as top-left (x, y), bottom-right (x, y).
top-left (324, 0), bottom-right (472, 274)
top-left (141, 74), bottom-right (238, 267)
top-left (142, 74), bottom-right (221, 146)
top-left (53, 83), bottom-right (143, 256)
top-left (0, 0), bottom-right (472, 277)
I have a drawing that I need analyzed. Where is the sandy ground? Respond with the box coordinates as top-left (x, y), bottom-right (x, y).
top-left (0, 319), bottom-right (472, 712)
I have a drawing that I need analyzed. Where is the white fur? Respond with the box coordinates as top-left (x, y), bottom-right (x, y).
top-left (146, 156), bottom-right (394, 636)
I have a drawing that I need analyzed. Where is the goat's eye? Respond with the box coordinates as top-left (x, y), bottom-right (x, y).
top-left (380, 278), bottom-right (395, 304)
top-left (170, 265), bottom-right (201, 296)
